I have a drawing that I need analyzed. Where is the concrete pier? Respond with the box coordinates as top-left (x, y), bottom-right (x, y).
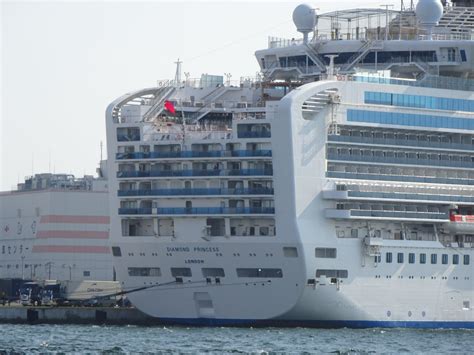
top-left (0, 305), bottom-right (156, 325)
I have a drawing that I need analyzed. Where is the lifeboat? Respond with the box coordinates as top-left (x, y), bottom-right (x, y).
top-left (446, 212), bottom-right (474, 234)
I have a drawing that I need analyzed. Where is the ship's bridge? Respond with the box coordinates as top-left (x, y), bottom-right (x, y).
top-left (256, 3), bottom-right (474, 81)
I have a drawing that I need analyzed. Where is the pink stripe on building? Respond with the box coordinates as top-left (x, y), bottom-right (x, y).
top-left (32, 245), bottom-right (110, 254)
top-left (36, 230), bottom-right (109, 239)
top-left (40, 215), bottom-right (110, 224)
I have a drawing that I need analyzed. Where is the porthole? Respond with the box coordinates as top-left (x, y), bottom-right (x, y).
top-left (408, 311), bottom-right (412, 317)
top-left (422, 311), bottom-right (426, 317)
top-left (387, 310), bottom-right (391, 317)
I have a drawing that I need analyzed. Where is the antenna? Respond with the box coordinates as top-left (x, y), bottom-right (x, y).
top-left (174, 58), bottom-right (182, 87)
top-left (415, 0), bottom-right (443, 40)
top-left (380, 4), bottom-right (394, 41)
top-left (292, 4), bottom-right (318, 44)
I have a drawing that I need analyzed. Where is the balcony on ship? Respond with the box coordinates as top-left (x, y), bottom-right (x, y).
top-left (118, 187), bottom-right (274, 197)
top-left (328, 127), bottom-right (474, 152)
top-left (324, 181), bottom-right (474, 205)
top-left (326, 202), bottom-right (449, 222)
top-left (118, 206), bottom-right (275, 216)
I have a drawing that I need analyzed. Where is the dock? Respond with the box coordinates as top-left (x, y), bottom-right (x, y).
top-left (0, 305), bottom-right (156, 325)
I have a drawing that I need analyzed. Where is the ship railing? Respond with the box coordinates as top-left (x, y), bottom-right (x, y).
top-left (116, 149), bottom-right (272, 160)
top-left (118, 187), bottom-right (274, 197)
top-left (117, 168), bottom-right (273, 178)
top-left (326, 171), bottom-right (474, 186)
top-left (328, 135), bottom-right (474, 152)
top-left (327, 74), bottom-right (474, 93)
top-left (349, 210), bottom-right (448, 220)
top-left (346, 190), bottom-right (474, 204)
top-left (118, 207), bottom-right (275, 215)
top-left (327, 153), bottom-right (474, 169)
top-left (142, 130), bottom-right (232, 142)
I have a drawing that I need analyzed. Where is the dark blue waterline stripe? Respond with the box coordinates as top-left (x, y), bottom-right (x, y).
top-left (157, 317), bottom-right (474, 329)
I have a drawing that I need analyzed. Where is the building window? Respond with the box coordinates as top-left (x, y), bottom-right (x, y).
top-left (315, 248), bottom-right (337, 258)
top-left (442, 254), bottom-right (448, 265)
top-left (386, 252), bottom-right (392, 263)
top-left (431, 254), bottom-right (437, 264)
top-left (397, 253), bottom-right (404, 263)
top-left (111, 246), bottom-right (122, 257)
top-left (408, 253), bottom-right (415, 264)
top-left (453, 254), bottom-right (459, 265)
top-left (420, 253), bottom-right (426, 264)
top-left (374, 255), bottom-right (381, 263)
top-left (83, 271), bottom-right (91, 277)
top-left (464, 255), bottom-right (470, 265)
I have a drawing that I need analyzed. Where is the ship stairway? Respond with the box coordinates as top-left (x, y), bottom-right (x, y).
top-left (438, 6), bottom-right (474, 32)
top-left (189, 85), bottom-right (234, 123)
top-left (302, 88), bottom-right (339, 119)
top-left (341, 40), bottom-right (383, 73)
top-left (142, 86), bottom-right (176, 122)
top-left (304, 42), bottom-right (327, 73)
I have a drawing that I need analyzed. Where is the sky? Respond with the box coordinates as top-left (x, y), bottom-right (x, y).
top-left (1, 0), bottom-right (402, 191)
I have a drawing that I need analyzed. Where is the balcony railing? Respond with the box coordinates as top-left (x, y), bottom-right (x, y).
top-left (117, 134), bottom-right (140, 142)
top-left (237, 131), bottom-right (271, 139)
top-left (350, 210), bottom-right (448, 220)
top-left (328, 135), bottom-right (474, 152)
top-left (327, 153), bottom-right (474, 169)
top-left (118, 187), bottom-right (274, 197)
top-left (117, 168), bottom-right (273, 178)
top-left (347, 190), bottom-right (474, 204)
top-left (118, 207), bottom-right (275, 215)
top-left (116, 149), bottom-right (272, 160)
top-left (326, 171), bottom-right (474, 186)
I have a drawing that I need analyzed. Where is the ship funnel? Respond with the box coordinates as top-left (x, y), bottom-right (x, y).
top-left (293, 4), bottom-right (317, 43)
top-left (415, 0), bottom-right (443, 40)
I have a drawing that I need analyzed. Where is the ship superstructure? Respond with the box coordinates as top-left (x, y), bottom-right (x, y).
top-left (0, 165), bottom-right (114, 282)
top-left (106, 0), bottom-right (473, 327)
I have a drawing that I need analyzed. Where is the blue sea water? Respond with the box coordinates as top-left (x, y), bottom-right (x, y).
top-left (0, 324), bottom-right (472, 354)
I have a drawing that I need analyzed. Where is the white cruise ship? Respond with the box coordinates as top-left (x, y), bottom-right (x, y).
top-left (106, 0), bottom-right (474, 328)
top-left (0, 164), bottom-right (114, 282)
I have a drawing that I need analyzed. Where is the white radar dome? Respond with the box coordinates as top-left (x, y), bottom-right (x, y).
top-left (415, 0), bottom-right (443, 26)
top-left (293, 4), bottom-right (317, 34)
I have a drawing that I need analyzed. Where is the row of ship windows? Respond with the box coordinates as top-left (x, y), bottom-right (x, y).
top-left (376, 253), bottom-right (470, 265)
top-left (364, 91), bottom-right (474, 113)
top-left (128, 267), bottom-right (283, 278)
top-left (347, 109), bottom-right (474, 131)
top-left (316, 248), bottom-right (473, 266)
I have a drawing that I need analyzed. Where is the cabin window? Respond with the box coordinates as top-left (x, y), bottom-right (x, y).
top-left (453, 254), bottom-right (459, 265)
top-left (420, 253), bottom-right (426, 264)
top-left (236, 268), bottom-right (283, 278)
top-left (431, 254), bottom-right (437, 264)
top-left (409, 253), bottom-right (415, 264)
top-left (128, 267), bottom-right (161, 277)
top-left (202, 268), bottom-right (225, 278)
top-left (283, 247), bottom-right (298, 257)
top-left (397, 253), bottom-right (404, 263)
top-left (464, 255), bottom-right (470, 265)
top-left (316, 269), bottom-right (348, 278)
top-left (442, 254), bottom-right (448, 265)
top-left (171, 267), bottom-right (192, 277)
top-left (386, 252), bottom-right (392, 263)
top-left (83, 271), bottom-right (91, 277)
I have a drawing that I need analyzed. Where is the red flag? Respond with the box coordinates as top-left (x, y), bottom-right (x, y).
top-left (164, 100), bottom-right (176, 114)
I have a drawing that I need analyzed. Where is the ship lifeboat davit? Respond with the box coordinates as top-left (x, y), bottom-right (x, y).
top-left (446, 213), bottom-right (474, 234)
